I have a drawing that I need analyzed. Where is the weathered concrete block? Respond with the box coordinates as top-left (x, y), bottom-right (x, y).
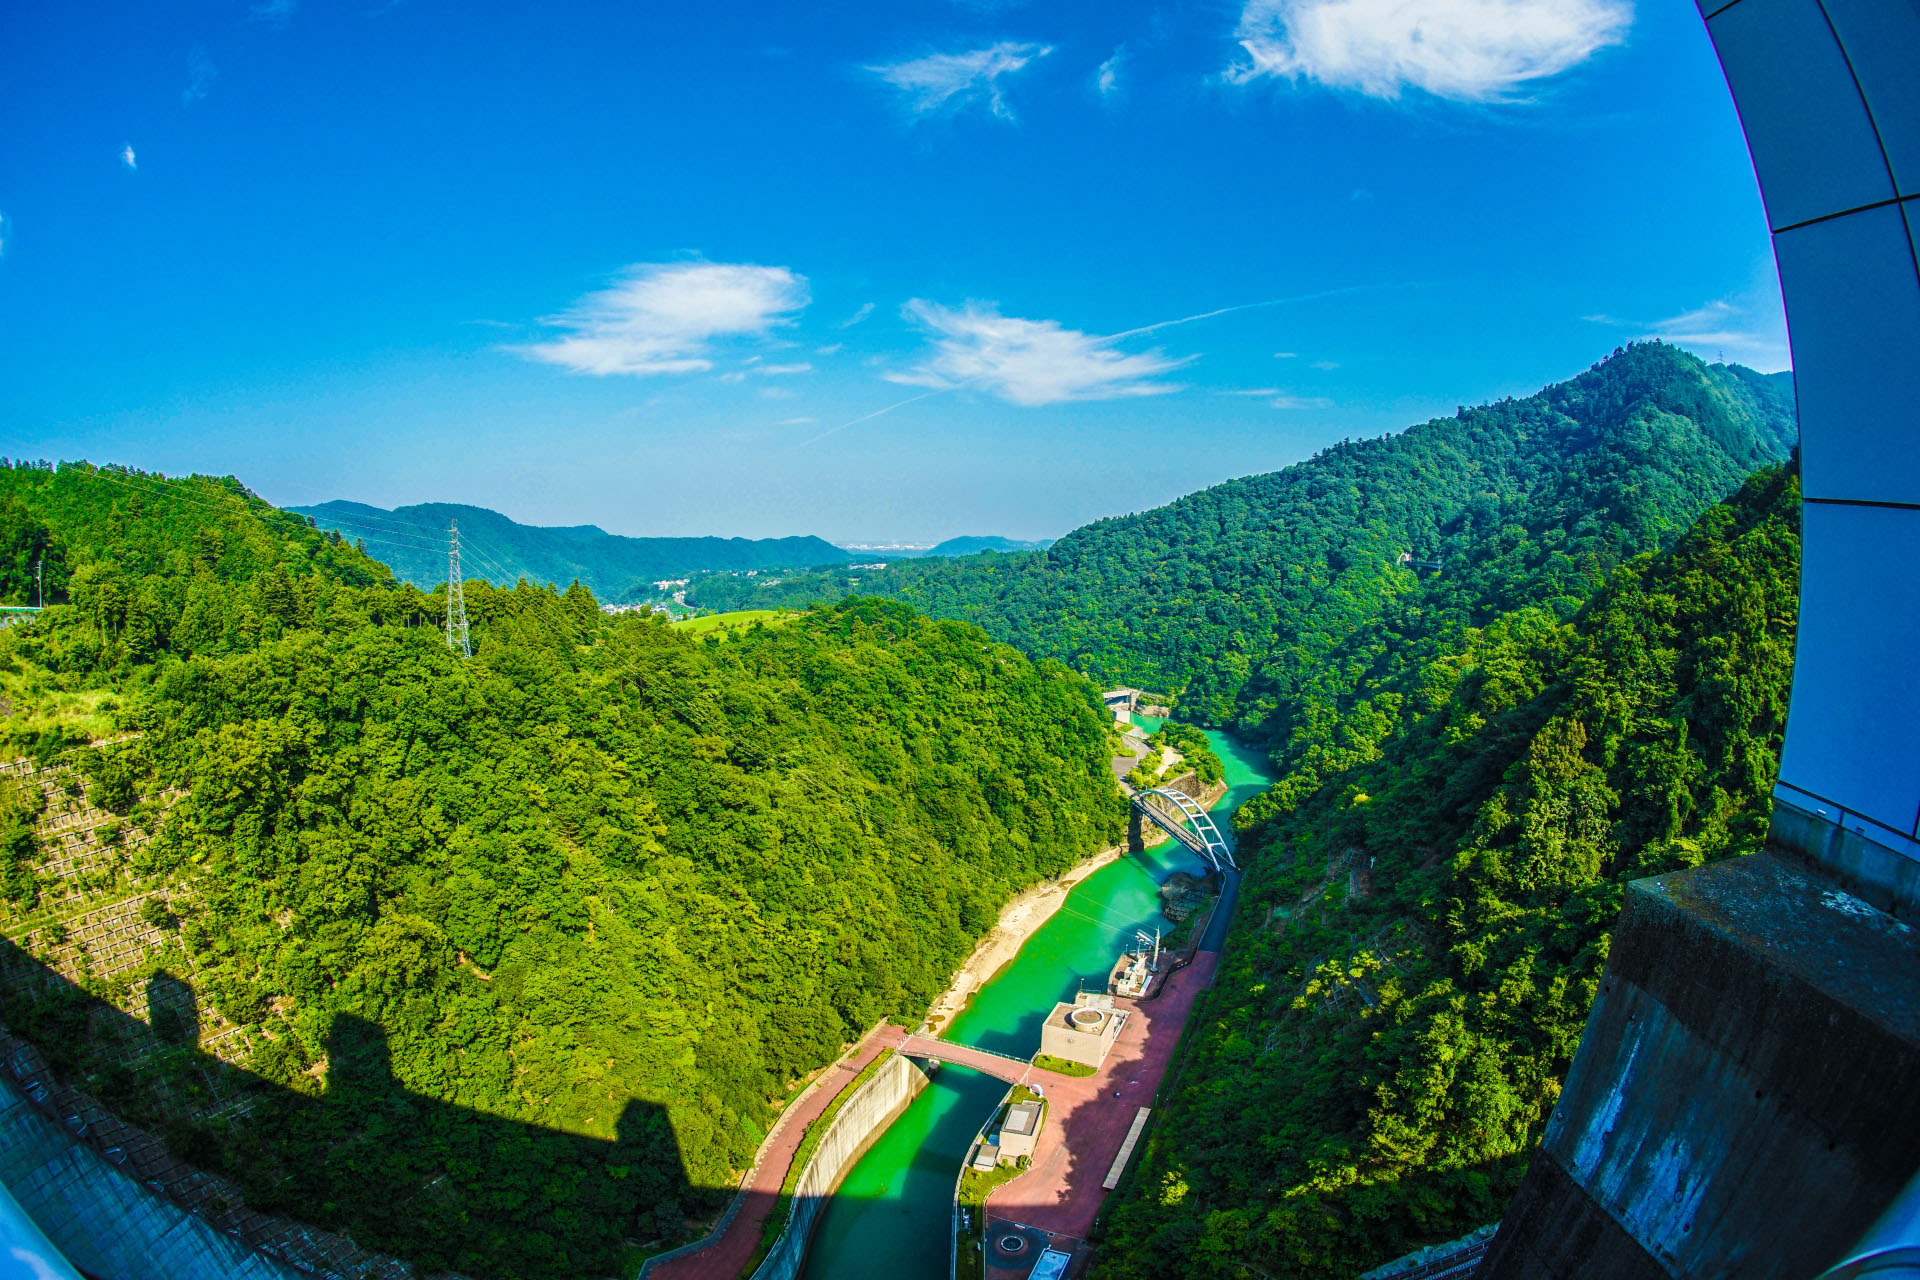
top-left (1481, 852), bottom-right (1920, 1280)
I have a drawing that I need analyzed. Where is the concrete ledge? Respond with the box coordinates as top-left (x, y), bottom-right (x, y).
top-left (1482, 853), bottom-right (1920, 1280)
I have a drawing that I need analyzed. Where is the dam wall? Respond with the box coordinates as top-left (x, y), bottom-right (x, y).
top-left (750, 1053), bottom-right (931, 1280)
top-left (0, 1070), bottom-right (304, 1280)
top-left (1479, 853), bottom-right (1920, 1279)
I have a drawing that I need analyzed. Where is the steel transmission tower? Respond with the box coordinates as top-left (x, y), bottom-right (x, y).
top-left (445, 520), bottom-right (471, 658)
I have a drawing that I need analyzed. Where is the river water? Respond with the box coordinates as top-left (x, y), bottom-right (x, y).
top-left (798, 723), bottom-right (1274, 1280)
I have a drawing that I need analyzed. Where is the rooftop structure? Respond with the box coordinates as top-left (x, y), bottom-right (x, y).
top-left (1039, 992), bottom-right (1127, 1070)
top-left (999, 1099), bottom-right (1044, 1162)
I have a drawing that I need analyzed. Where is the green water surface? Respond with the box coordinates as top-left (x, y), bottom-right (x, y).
top-left (799, 725), bottom-right (1273, 1280)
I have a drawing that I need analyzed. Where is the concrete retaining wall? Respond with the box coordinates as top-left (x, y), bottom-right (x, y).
top-left (750, 1053), bottom-right (931, 1280)
top-left (1481, 853), bottom-right (1920, 1280)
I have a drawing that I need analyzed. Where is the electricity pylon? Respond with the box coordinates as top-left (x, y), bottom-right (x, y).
top-left (445, 520), bottom-right (471, 658)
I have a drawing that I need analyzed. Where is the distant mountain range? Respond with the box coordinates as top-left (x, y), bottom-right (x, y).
top-left (291, 501), bottom-right (1052, 600)
top-left (291, 501), bottom-right (853, 600)
top-left (878, 536), bottom-right (1056, 558)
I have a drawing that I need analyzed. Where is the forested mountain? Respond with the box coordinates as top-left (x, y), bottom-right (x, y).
top-left (685, 346), bottom-right (1795, 737)
top-left (0, 463), bottom-right (1124, 1279)
top-left (1093, 464), bottom-right (1801, 1278)
top-left (292, 498), bottom-right (853, 600)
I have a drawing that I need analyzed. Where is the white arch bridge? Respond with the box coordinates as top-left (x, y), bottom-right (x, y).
top-left (1131, 787), bottom-right (1235, 872)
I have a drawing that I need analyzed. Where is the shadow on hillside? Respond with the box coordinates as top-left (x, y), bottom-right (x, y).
top-left (0, 937), bottom-right (712, 1280)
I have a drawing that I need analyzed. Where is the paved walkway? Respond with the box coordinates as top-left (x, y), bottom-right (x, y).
top-left (648, 1022), bottom-right (907, 1280)
top-left (982, 949), bottom-right (1221, 1242)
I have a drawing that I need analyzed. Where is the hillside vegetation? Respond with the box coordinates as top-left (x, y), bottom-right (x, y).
top-left (294, 499), bottom-right (853, 600)
top-left (1093, 464), bottom-right (1801, 1277)
top-left (0, 462), bottom-right (1123, 1279)
top-left (686, 346), bottom-right (1794, 740)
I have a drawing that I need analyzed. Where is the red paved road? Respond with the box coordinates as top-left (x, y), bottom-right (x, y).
top-left (984, 951), bottom-right (1221, 1240)
top-left (649, 1022), bottom-right (907, 1280)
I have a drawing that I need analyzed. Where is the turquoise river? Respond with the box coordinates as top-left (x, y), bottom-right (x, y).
top-left (798, 722), bottom-right (1276, 1280)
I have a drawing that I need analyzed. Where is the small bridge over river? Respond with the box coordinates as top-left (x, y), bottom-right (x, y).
top-left (1130, 787), bottom-right (1235, 872)
top-left (898, 1034), bottom-right (1033, 1083)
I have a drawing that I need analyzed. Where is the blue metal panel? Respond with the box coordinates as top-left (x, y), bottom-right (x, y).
top-left (1777, 502), bottom-right (1920, 840)
top-left (1773, 202), bottom-right (1920, 503)
top-left (1820, 0), bottom-right (1920, 197)
top-left (1708, 0), bottom-right (1893, 228)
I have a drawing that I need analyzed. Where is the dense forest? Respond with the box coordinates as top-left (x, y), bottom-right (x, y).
top-left (1092, 464), bottom-right (1801, 1277)
top-left (685, 346), bottom-right (1795, 740)
top-left (293, 498), bottom-right (854, 599)
top-left (0, 462), bottom-right (1124, 1279)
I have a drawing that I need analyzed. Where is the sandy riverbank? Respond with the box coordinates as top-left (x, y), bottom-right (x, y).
top-left (920, 775), bottom-right (1228, 1036)
top-left (920, 843), bottom-right (1125, 1036)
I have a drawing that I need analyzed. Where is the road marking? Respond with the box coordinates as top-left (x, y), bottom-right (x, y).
top-left (1103, 1108), bottom-right (1153, 1189)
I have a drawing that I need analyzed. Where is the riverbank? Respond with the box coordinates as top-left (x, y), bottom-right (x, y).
top-left (921, 844), bottom-right (1126, 1037)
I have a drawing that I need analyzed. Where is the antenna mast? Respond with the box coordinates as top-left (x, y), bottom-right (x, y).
top-left (445, 520), bottom-right (471, 658)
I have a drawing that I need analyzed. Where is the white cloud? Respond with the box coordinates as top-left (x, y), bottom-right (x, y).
top-left (816, 342), bottom-right (844, 355)
top-left (250, 0), bottom-right (298, 26)
top-left (889, 300), bottom-right (1187, 406)
top-left (183, 46), bottom-right (218, 105)
top-left (869, 42), bottom-right (1052, 121)
top-left (120, 144), bottom-right (137, 171)
top-left (1274, 351), bottom-right (1298, 358)
top-left (840, 302), bottom-right (875, 328)
top-left (517, 262), bottom-right (810, 377)
top-left (1224, 386), bottom-right (1330, 408)
top-left (777, 416), bottom-right (819, 425)
top-left (0, 212), bottom-right (9, 258)
top-left (1311, 359), bottom-right (1340, 369)
top-left (1228, 0), bottom-right (1632, 102)
top-left (1097, 48), bottom-right (1125, 97)
top-left (1632, 297), bottom-right (1789, 371)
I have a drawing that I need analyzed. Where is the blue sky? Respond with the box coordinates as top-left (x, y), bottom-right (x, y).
top-left (0, 0), bottom-right (1786, 543)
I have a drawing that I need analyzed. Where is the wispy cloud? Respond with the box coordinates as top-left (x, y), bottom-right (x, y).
top-left (0, 212), bottom-right (9, 259)
top-left (1228, 0), bottom-right (1632, 102)
top-left (1311, 359), bottom-right (1340, 369)
top-left (250, 0), bottom-right (299, 26)
top-left (1222, 386), bottom-right (1330, 408)
top-left (776, 416), bottom-right (818, 426)
top-left (889, 300), bottom-right (1187, 406)
top-left (839, 302), bottom-right (875, 328)
top-left (1592, 294), bottom-right (1790, 371)
top-left (517, 261), bottom-right (810, 377)
top-left (183, 46), bottom-right (218, 105)
top-left (1097, 48), bottom-right (1125, 97)
top-left (120, 144), bottom-right (138, 172)
top-left (869, 42), bottom-right (1052, 121)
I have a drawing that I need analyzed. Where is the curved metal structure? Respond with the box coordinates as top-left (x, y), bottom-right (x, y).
top-left (1703, 0), bottom-right (1920, 917)
top-left (1132, 788), bottom-right (1234, 871)
top-left (1484, 6), bottom-right (1920, 1278)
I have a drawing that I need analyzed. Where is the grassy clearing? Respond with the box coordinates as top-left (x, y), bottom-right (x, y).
top-left (670, 610), bottom-right (798, 638)
top-left (1032, 1053), bottom-right (1097, 1078)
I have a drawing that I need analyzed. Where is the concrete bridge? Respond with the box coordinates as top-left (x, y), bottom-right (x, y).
top-left (897, 1034), bottom-right (1033, 1084)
